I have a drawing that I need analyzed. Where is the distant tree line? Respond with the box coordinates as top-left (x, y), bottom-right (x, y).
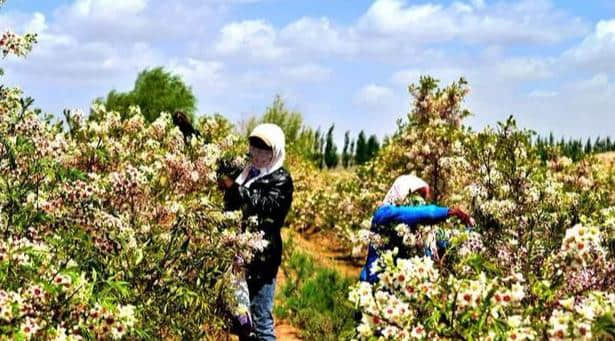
top-left (243, 95), bottom-right (381, 170)
top-left (535, 132), bottom-right (615, 162)
top-left (312, 126), bottom-right (380, 169)
top-left (92, 67), bottom-right (614, 169)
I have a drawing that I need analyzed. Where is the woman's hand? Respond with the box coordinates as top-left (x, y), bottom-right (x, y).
top-left (448, 207), bottom-right (475, 227)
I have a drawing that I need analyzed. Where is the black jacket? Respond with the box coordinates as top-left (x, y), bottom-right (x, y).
top-left (224, 167), bottom-right (293, 283)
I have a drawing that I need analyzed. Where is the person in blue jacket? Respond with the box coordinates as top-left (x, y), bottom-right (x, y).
top-left (359, 175), bottom-right (474, 283)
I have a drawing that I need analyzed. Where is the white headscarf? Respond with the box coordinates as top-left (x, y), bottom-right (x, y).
top-left (382, 174), bottom-right (429, 205)
top-left (235, 123), bottom-right (286, 188)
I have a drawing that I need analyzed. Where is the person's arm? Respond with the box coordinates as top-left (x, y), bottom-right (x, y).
top-left (447, 207), bottom-right (475, 227)
top-left (373, 205), bottom-right (474, 227)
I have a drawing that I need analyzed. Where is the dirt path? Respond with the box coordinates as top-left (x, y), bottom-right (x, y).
top-left (272, 230), bottom-right (364, 340)
top-left (274, 319), bottom-right (302, 340)
top-left (226, 230), bottom-right (363, 340)
top-left (283, 229), bottom-right (364, 279)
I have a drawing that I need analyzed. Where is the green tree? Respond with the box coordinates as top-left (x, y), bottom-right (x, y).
top-left (342, 131), bottom-right (351, 168)
top-left (242, 95), bottom-right (302, 140)
top-left (366, 134), bottom-right (380, 161)
top-left (319, 135), bottom-right (325, 169)
top-left (594, 137), bottom-right (602, 153)
top-left (96, 67), bottom-right (197, 122)
top-left (355, 130), bottom-right (368, 165)
top-left (313, 128), bottom-right (323, 166)
top-left (324, 125), bottom-right (339, 168)
top-left (570, 139), bottom-right (583, 161)
top-left (585, 138), bottom-right (593, 155)
top-left (349, 139), bottom-right (355, 167)
top-left (241, 95), bottom-right (317, 162)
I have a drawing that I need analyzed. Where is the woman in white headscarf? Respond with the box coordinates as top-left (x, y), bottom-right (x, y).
top-left (359, 175), bottom-right (473, 283)
top-left (220, 123), bottom-right (293, 341)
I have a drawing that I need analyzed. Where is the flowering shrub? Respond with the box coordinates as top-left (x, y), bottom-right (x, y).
top-left (347, 77), bottom-right (615, 339)
top-left (0, 7), bottom-right (266, 337)
top-left (350, 223), bottom-right (614, 339)
top-left (286, 161), bottom-right (369, 232)
top-left (0, 89), bottom-right (273, 338)
top-left (0, 88), bottom-right (272, 339)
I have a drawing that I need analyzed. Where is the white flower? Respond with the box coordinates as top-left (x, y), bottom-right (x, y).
top-left (559, 297), bottom-right (574, 310)
top-left (356, 321), bottom-right (373, 338)
top-left (507, 315), bottom-right (523, 328)
top-left (511, 283), bottom-right (525, 302)
top-left (576, 322), bottom-right (592, 340)
top-left (381, 326), bottom-right (399, 338)
top-left (410, 324), bottom-right (426, 339)
top-left (575, 303), bottom-right (595, 321)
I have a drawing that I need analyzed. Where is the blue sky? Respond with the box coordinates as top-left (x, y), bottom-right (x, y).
top-left (2, 0), bottom-right (615, 144)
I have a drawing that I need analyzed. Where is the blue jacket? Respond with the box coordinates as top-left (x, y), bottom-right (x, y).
top-left (359, 204), bottom-right (449, 283)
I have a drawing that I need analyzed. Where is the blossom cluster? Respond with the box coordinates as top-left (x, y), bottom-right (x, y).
top-left (560, 224), bottom-right (605, 268)
top-left (0, 31), bottom-right (37, 57)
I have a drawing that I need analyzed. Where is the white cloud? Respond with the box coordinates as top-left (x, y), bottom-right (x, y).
top-left (571, 73), bottom-right (611, 91)
top-left (49, 0), bottom-right (220, 45)
top-left (354, 84), bottom-right (396, 108)
top-left (528, 90), bottom-right (558, 98)
top-left (216, 0), bottom-right (268, 3)
top-left (564, 19), bottom-right (615, 73)
top-left (7, 40), bottom-right (164, 86)
top-left (214, 20), bottom-right (287, 61)
top-left (470, 0), bottom-right (486, 10)
top-left (392, 68), bottom-right (470, 87)
top-left (1, 10), bottom-right (42, 33)
top-left (210, 0), bottom-right (588, 64)
top-left (357, 0), bottom-right (587, 45)
top-left (24, 12), bottom-right (47, 32)
top-left (495, 57), bottom-right (554, 80)
top-left (213, 17), bottom-right (359, 62)
top-left (168, 58), bottom-right (226, 92)
top-left (281, 63), bottom-right (332, 82)
top-left (514, 74), bottom-right (615, 137)
top-left (1, 0), bottom-right (230, 91)
top-left (52, 0), bottom-right (154, 43)
top-left (358, 1), bottom-right (445, 37)
top-left (68, 0), bottom-right (149, 18)
top-left (279, 17), bottom-right (357, 57)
